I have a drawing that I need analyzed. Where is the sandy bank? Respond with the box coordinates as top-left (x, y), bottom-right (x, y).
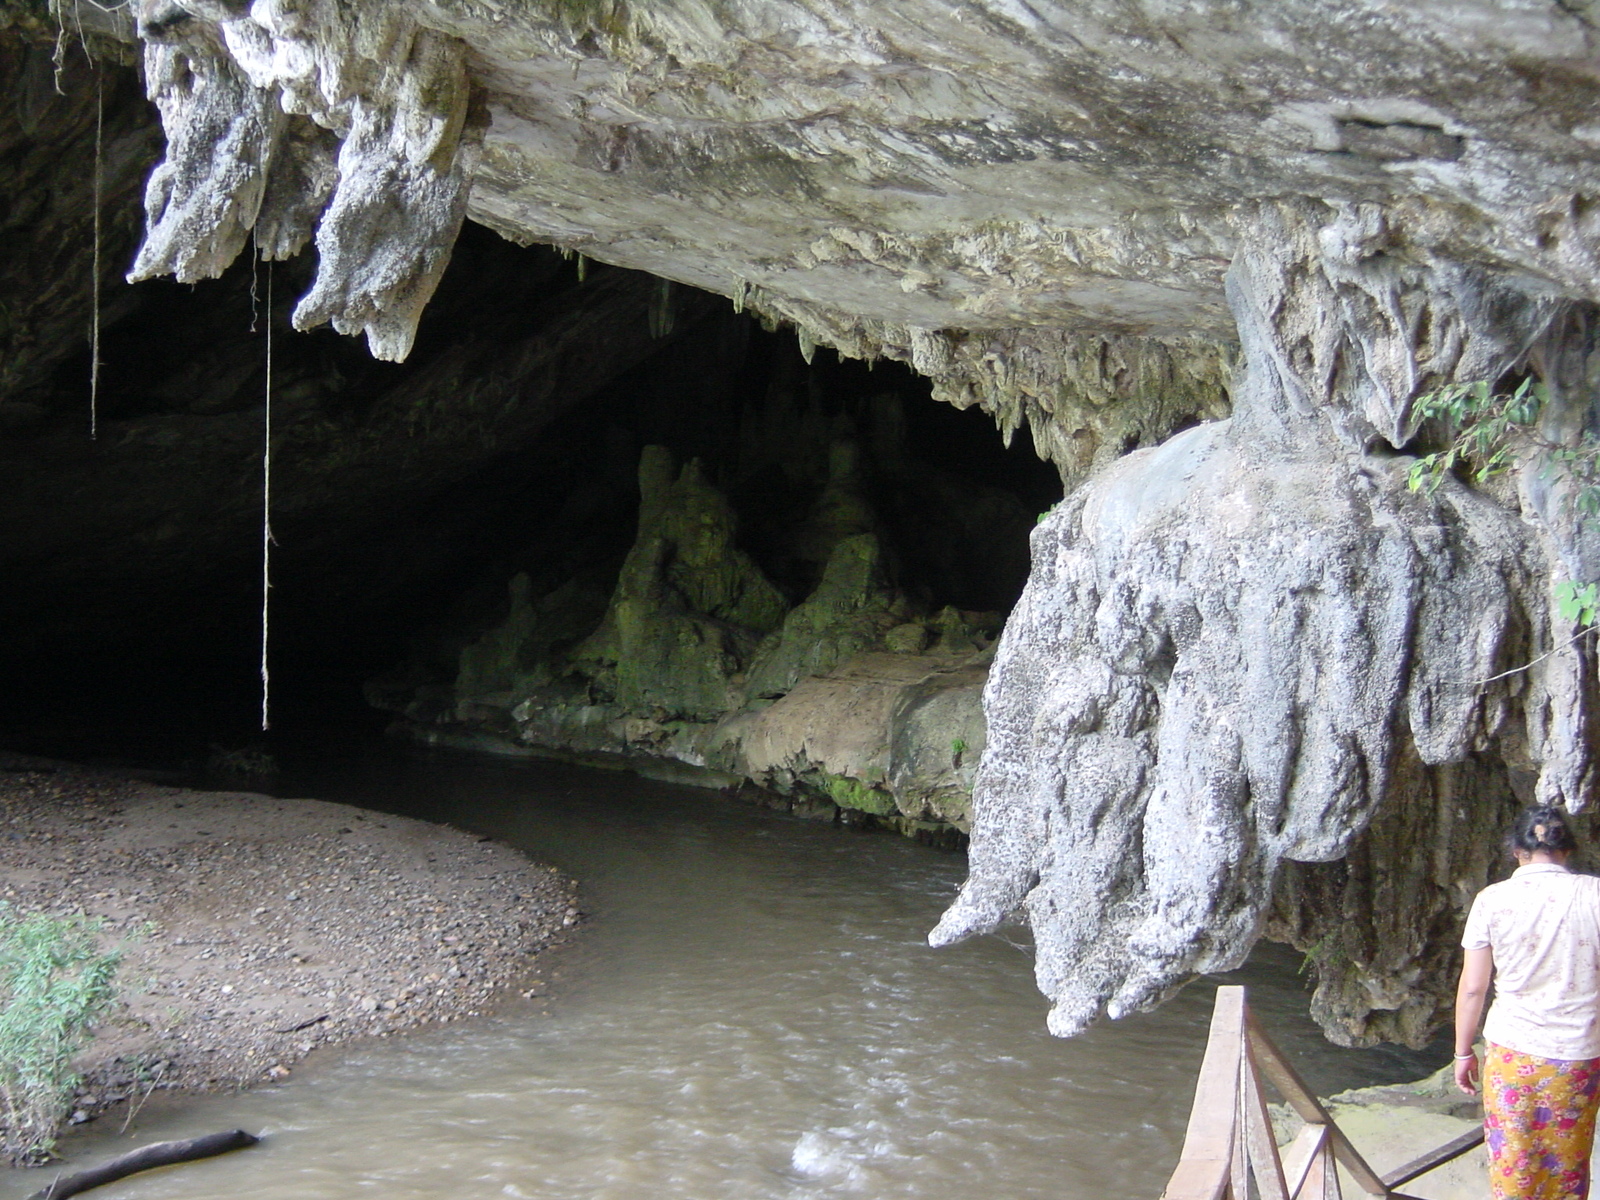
top-left (0, 754), bottom-right (579, 1133)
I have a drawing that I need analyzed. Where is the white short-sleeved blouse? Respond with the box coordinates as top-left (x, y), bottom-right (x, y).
top-left (1462, 862), bottom-right (1600, 1061)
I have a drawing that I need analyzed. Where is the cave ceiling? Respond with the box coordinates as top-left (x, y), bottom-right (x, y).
top-left (28, 0), bottom-right (1596, 484)
top-left (102, 0), bottom-right (1600, 347)
top-left (453, 0), bottom-right (1600, 340)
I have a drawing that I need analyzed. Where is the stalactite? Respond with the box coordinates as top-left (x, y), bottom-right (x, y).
top-left (931, 199), bottom-right (1600, 1046)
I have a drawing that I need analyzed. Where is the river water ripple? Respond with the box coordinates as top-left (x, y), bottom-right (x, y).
top-left (1, 749), bottom-right (1442, 1200)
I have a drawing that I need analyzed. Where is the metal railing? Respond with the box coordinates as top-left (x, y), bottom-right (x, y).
top-left (1160, 986), bottom-right (1483, 1200)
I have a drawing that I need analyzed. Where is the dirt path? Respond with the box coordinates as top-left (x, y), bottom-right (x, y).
top-left (0, 754), bottom-right (579, 1130)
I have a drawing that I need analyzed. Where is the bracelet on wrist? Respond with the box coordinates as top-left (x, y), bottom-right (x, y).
top-left (1454, 1051), bottom-right (1477, 1059)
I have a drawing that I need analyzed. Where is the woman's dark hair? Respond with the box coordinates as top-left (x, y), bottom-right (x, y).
top-left (1508, 806), bottom-right (1578, 855)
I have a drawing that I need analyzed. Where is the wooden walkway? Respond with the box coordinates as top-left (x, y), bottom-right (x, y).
top-left (1161, 987), bottom-right (1483, 1200)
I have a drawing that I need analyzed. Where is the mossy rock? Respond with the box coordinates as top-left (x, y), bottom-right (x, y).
top-left (456, 574), bottom-right (610, 703)
top-left (744, 532), bottom-right (901, 700)
top-left (821, 772), bottom-right (898, 816)
top-left (571, 446), bottom-right (789, 718)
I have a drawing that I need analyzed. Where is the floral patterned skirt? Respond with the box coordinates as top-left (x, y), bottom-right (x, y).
top-left (1484, 1043), bottom-right (1600, 1199)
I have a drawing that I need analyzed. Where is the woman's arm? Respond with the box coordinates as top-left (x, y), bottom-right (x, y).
top-left (1454, 945), bottom-right (1494, 1095)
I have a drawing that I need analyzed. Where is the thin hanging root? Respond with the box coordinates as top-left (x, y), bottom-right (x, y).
top-left (648, 278), bottom-right (675, 339)
top-left (261, 262), bottom-right (274, 732)
top-left (89, 72), bottom-right (102, 440)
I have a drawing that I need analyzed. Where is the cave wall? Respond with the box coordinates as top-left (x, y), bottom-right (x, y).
top-left (0, 28), bottom-right (764, 746)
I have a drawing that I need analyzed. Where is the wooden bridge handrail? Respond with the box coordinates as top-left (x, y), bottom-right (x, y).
top-left (1160, 986), bottom-right (1484, 1200)
top-left (1380, 1127), bottom-right (1485, 1189)
top-left (1244, 1010), bottom-right (1388, 1195)
top-left (1165, 986), bottom-right (1243, 1200)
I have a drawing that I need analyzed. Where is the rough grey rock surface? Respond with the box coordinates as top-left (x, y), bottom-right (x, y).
top-left (128, 0), bottom-right (483, 359)
top-left (113, 0), bottom-right (1600, 478)
top-left (931, 200), bottom-right (1600, 1044)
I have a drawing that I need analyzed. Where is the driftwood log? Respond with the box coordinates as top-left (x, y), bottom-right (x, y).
top-left (27, 1129), bottom-right (260, 1200)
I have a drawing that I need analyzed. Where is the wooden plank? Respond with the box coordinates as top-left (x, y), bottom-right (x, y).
top-left (1231, 1084), bottom-right (1249, 1200)
top-left (1246, 1012), bottom-right (1388, 1196)
top-left (1282, 1123), bottom-right (1328, 1200)
top-left (1161, 988), bottom-right (1245, 1200)
top-left (1381, 1126), bottom-right (1485, 1188)
top-left (1164, 1159), bottom-right (1234, 1200)
top-left (1299, 1147), bottom-right (1328, 1200)
top-left (1241, 1051), bottom-right (1290, 1200)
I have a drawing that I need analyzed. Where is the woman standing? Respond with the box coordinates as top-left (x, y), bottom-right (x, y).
top-left (1455, 806), bottom-right (1600, 1199)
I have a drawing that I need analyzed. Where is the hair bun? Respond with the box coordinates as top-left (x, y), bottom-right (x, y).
top-left (1509, 806), bottom-right (1578, 856)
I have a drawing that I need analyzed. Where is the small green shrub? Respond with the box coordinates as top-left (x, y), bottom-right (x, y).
top-left (0, 905), bottom-right (120, 1165)
top-left (1408, 377), bottom-right (1600, 632)
top-left (1406, 375), bottom-right (1600, 517)
top-left (1556, 580), bottom-right (1600, 627)
top-left (206, 744), bottom-right (278, 777)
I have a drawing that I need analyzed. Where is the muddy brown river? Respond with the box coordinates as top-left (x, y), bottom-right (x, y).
top-left (1, 749), bottom-right (1443, 1200)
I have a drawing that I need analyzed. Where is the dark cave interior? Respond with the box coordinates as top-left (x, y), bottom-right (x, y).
top-left (0, 219), bottom-right (1062, 766)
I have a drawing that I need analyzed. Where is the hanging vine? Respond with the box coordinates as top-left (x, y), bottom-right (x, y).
top-left (261, 263), bottom-right (275, 731)
top-left (89, 72), bottom-right (102, 440)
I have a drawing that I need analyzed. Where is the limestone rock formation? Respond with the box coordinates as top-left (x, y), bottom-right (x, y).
top-left (128, 0), bottom-right (484, 359)
top-left (723, 651), bottom-right (988, 833)
top-left (931, 201), bottom-right (1600, 1045)
top-left (111, 0), bottom-right (1600, 484)
top-left (743, 532), bottom-right (901, 702)
top-left (572, 446), bottom-right (789, 719)
top-left (381, 438), bottom-right (1003, 837)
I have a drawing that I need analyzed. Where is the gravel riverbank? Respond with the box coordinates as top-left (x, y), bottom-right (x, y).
top-left (0, 754), bottom-right (579, 1134)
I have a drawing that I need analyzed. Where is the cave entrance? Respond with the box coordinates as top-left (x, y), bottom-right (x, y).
top-left (0, 222), bottom-right (1061, 774)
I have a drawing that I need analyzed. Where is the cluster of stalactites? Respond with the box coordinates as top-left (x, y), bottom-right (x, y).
top-left (932, 198), bottom-right (1600, 1044)
top-left (128, 0), bottom-right (483, 361)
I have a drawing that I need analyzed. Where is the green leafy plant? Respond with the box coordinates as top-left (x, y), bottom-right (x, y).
top-left (1406, 376), bottom-right (1600, 517)
top-left (1407, 377), bottom-right (1600, 631)
top-left (206, 744), bottom-right (278, 777)
top-left (1297, 933), bottom-right (1345, 978)
top-left (0, 905), bottom-right (120, 1165)
top-left (1556, 581), bottom-right (1600, 627)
